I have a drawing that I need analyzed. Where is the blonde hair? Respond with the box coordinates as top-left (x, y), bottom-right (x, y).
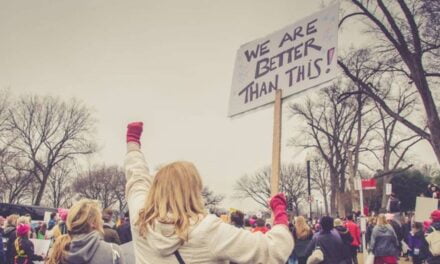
top-left (136, 161), bottom-right (206, 242)
top-left (377, 214), bottom-right (387, 226)
top-left (294, 216), bottom-right (311, 239)
top-left (334, 218), bottom-right (343, 227)
top-left (47, 199), bottom-right (104, 264)
top-left (6, 214), bottom-right (19, 226)
top-left (17, 216), bottom-right (30, 225)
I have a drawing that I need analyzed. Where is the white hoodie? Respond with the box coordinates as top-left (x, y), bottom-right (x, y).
top-left (124, 143), bottom-right (294, 264)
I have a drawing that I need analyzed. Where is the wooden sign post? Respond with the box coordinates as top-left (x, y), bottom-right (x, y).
top-left (271, 90), bottom-right (282, 196)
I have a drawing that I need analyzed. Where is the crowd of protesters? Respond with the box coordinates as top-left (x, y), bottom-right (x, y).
top-left (1, 121), bottom-right (440, 264)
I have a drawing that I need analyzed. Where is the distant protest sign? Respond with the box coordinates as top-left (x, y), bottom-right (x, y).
top-left (415, 197), bottom-right (438, 222)
top-left (228, 4), bottom-right (338, 116)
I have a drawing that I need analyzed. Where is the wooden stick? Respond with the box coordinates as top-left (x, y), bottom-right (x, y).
top-left (271, 89), bottom-right (282, 197)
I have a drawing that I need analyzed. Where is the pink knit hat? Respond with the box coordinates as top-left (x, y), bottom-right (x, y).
top-left (16, 223), bottom-right (31, 237)
top-left (431, 210), bottom-right (440, 222)
top-left (58, 208), bottom-right (68, 221)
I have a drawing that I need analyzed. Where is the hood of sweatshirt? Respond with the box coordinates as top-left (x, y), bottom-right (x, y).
top-left (64, 231), bottom-right (102, 263)
top-left (335, 226), bottom-right (349, 234)
top-left (4, 226), bottom-right (16, 235)
top-left (144, 215), bottom-right (204, 257)
top-left (375, 225), bottom-right (393, 234)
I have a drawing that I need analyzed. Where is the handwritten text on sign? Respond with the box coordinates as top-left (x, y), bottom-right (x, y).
top-left (228, 4), bottom-right (338, 116)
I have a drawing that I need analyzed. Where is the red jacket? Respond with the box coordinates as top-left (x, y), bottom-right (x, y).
top-left (345, 220), bottom-right (361, 246)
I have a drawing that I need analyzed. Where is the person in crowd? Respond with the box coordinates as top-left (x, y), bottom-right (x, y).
top-left (290, 216), bottom-right (313, 264)
top-left (425, 209), bottom-right (440, 264)
top-left (36, 223), bottom-right (47, 240)
top-left (0, 216), bottom-right (5, 235)
top-left (102, 208), bottom-right (121, 245)
top-left (13, 223), bottom-right (44, 264)
top-left (334, 218), bottom-right (353, 264)
top-left (48, 212), bottom-right (57, 231)
top-left (46, 199), bottom-right (124, 264)
top-left (4, 214), bottom-right (19, 264)
top-left (266, 223), bottom-right (272, 230)
top-left (124, 122), bottom-right (293, 263)
top-left (230, 210), bottom-right (244, 229)
top-left (401, 216), bottom-right (412, 261)
top-left (305, 216), bottom-right (345, 264)
top-left (251, 218), bottom-right (269, 234)
top-left (52, 208), bottom-right (68, 240)
top-left (408, 222), bottom-right (429, 264)
top-left (369, 214), bottom-right (400, 264)
top-left (0, 229), bottom-right (5, 264)
top-left (117, 211), bottom-right (132, 244)
top-left (387, 193), bottom-right (401, 213)
top-left (366, 216), bottom-right (377, 249)
top-left (345, 214), bottom-right (360, 264)
top-left (386, 213), bottom-right (403, 254)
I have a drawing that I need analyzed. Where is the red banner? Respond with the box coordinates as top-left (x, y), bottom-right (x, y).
top-left (361, 179), bottom-right (377, 190)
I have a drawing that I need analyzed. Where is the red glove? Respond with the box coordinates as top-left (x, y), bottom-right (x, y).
top-left (270, 193), bottom-right (288, 226)
top-left (126, 122), bottom-right (143, 145)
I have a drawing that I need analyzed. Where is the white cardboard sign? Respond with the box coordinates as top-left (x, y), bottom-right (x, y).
top-left (415, 196), bottom-right (438, 222)
top-left (228, 4), bottom-right (339, 116)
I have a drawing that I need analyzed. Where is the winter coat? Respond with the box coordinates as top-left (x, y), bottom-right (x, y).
top-left (370, 224), bottom-right (400, 257)
top-left (335, 225), bottom-right (353, 262)
top-left (407, 230), bottom-right (429, 260)
top-left (292, 229), bottom-right (313, 258)
top-left (13, 237), bottom-right (43, 264)
top-left (4, 226), bottom-right (17, 264)
top-left (305, 229), bottom-right (346, 264)
top-left (345, 220), bottom-right (360, 247)
top-left (117, 223), bottom-right (132, 244)
top-left (366, 224), bottom-right (374, 247)
top-left (124, 144), bottom-right (294, 264)
top-left (426, 222), bottom-right (440, 264)
top-left (63, 231), bottom-right (124, 264)
top-left (0, 232), bottom-right (5, 264)
top-left (103, 223), bottom-right (121, 245)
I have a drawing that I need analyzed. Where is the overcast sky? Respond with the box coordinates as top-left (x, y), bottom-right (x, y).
top-left (0, 0), bottom-right (437, 211)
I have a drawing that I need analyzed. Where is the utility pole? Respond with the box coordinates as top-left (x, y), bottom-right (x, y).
top-left (307, 160), bottom-right (311, 220)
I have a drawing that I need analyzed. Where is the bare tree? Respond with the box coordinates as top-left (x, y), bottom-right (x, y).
top-left (202, 186), bottom-right (224, 212)
top-left (290, 85), bottom-right (376, 216)
top-left (309, 155), bottom-right (331, 215)
top-left (0, 150), bottom-right (33, 204)
top-left (7, 95), bottom-right (96, 205)
top-left (72, 164), bottom-right (125, 210)
top-left (339, 0), bottom-right (440, 164)
top-left (234, 164), bottom-right (307, 215)
top-left (46, 162), bottom-right (74, 208)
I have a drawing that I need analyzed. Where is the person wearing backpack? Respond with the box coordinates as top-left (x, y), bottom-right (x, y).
top-left (124, 122), bottom-right (294, 264)
top-left (46, 199), bottom-right (124, 264)
top-left (425, 210), bottom-right (440, 264)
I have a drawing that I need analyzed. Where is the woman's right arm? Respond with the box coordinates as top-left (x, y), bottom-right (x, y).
top-left (124, 122), bottom-right (153, 220)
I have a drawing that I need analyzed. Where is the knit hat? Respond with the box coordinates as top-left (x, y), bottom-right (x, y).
top-left (58, 208), bottom-right (68, 221)
top-left (334, 218), bottom-right (343, 227)
top-left (431, 210), bottom-right (440, 222)
top-left (16, 223), bottom-right (30, 237)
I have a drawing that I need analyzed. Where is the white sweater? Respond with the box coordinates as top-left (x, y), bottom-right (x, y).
top-left (124, 144), bottom-right (294, 264)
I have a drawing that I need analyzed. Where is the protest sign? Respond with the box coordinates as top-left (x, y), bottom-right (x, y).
top-left (415, 196), bottom-right (438, 222)
top-left (228, 4), bottom-right (338, 117)
top-left (30, 238), bottom-right (51, 263)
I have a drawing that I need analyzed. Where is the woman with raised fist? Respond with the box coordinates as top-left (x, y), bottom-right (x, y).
top-left (124, 121), bottom-right (294, 264)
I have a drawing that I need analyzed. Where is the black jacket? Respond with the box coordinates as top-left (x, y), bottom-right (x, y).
top-left (335, 226), bottom-right (353, 261)
top-left (117, 223), bottom-right (132, 244)
top-left (305, 229), bottom-right (346, 264)
top-left (13, 237), bottom-right (43, 264)
top-left (4, 226), bottom-right (17, 264)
